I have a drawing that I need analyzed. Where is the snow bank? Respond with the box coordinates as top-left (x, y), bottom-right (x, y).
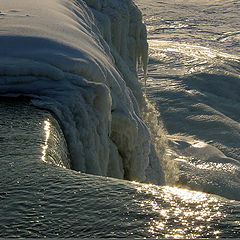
top-left (169, 136), bottom-right (240, 200)
top-left (0, 0), bottom-right (164, 184)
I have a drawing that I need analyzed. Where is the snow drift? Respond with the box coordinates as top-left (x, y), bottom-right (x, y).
top-left (0, 0), bottom-right (165, 184)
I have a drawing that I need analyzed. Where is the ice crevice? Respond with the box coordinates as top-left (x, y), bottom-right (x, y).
top-left (0, 0), bottom-right (166, 184)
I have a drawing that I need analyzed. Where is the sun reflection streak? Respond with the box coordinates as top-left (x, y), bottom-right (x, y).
top-left (133, 182), bottom-right (224, 238)
top-left (148, 39), bottom-right (240, 76)
top-left (41, 119), bottom-right (50, 163)
top-left (149, 40), bottom-right (239, 60)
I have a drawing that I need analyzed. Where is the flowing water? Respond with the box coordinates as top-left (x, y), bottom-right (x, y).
top-left (1, 0), bottom-right (240, 238)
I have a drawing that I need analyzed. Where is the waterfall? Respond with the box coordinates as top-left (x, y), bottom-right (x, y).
top-left (0, 0), bottom-right (179, 184)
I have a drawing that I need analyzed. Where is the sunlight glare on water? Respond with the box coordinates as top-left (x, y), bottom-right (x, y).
top-left (148, 40), bottom-right (240, 76)
top-left (133, 182), bottom-right (224, 238)
top-left (41, 119), bottom-right (50, 163)
top-left (41, 118), bottom-right (69, 169)
top-left (150, 40), bottom-right (239, 59)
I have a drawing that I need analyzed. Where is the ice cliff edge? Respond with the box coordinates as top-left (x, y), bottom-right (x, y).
top-left (0, 0), bottom-right (165, 184)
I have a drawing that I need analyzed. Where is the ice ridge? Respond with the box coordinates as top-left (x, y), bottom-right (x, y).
top-left (0, 0), bottom-right (165, 184)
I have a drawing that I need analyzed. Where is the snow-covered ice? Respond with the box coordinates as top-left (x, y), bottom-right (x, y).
top-left (0, 0), bottom-right (165, 184)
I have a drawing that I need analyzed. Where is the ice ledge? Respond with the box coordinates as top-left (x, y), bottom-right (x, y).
top-left (0, 0), bottom-right (165, 184)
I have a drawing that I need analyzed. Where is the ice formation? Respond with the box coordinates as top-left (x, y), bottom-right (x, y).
top-left (0, 0), bottom-right (164, 184)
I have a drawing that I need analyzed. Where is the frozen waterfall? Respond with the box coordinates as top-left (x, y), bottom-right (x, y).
top-left (0, 0), bottom-right (168, 184)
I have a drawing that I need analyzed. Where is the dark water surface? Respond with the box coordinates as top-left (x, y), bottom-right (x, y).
top-left (0, 99), bottom-right (239, 238)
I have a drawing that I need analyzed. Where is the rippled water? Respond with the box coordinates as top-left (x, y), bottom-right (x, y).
top-left (0, 99), bottom-right (239, 238)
